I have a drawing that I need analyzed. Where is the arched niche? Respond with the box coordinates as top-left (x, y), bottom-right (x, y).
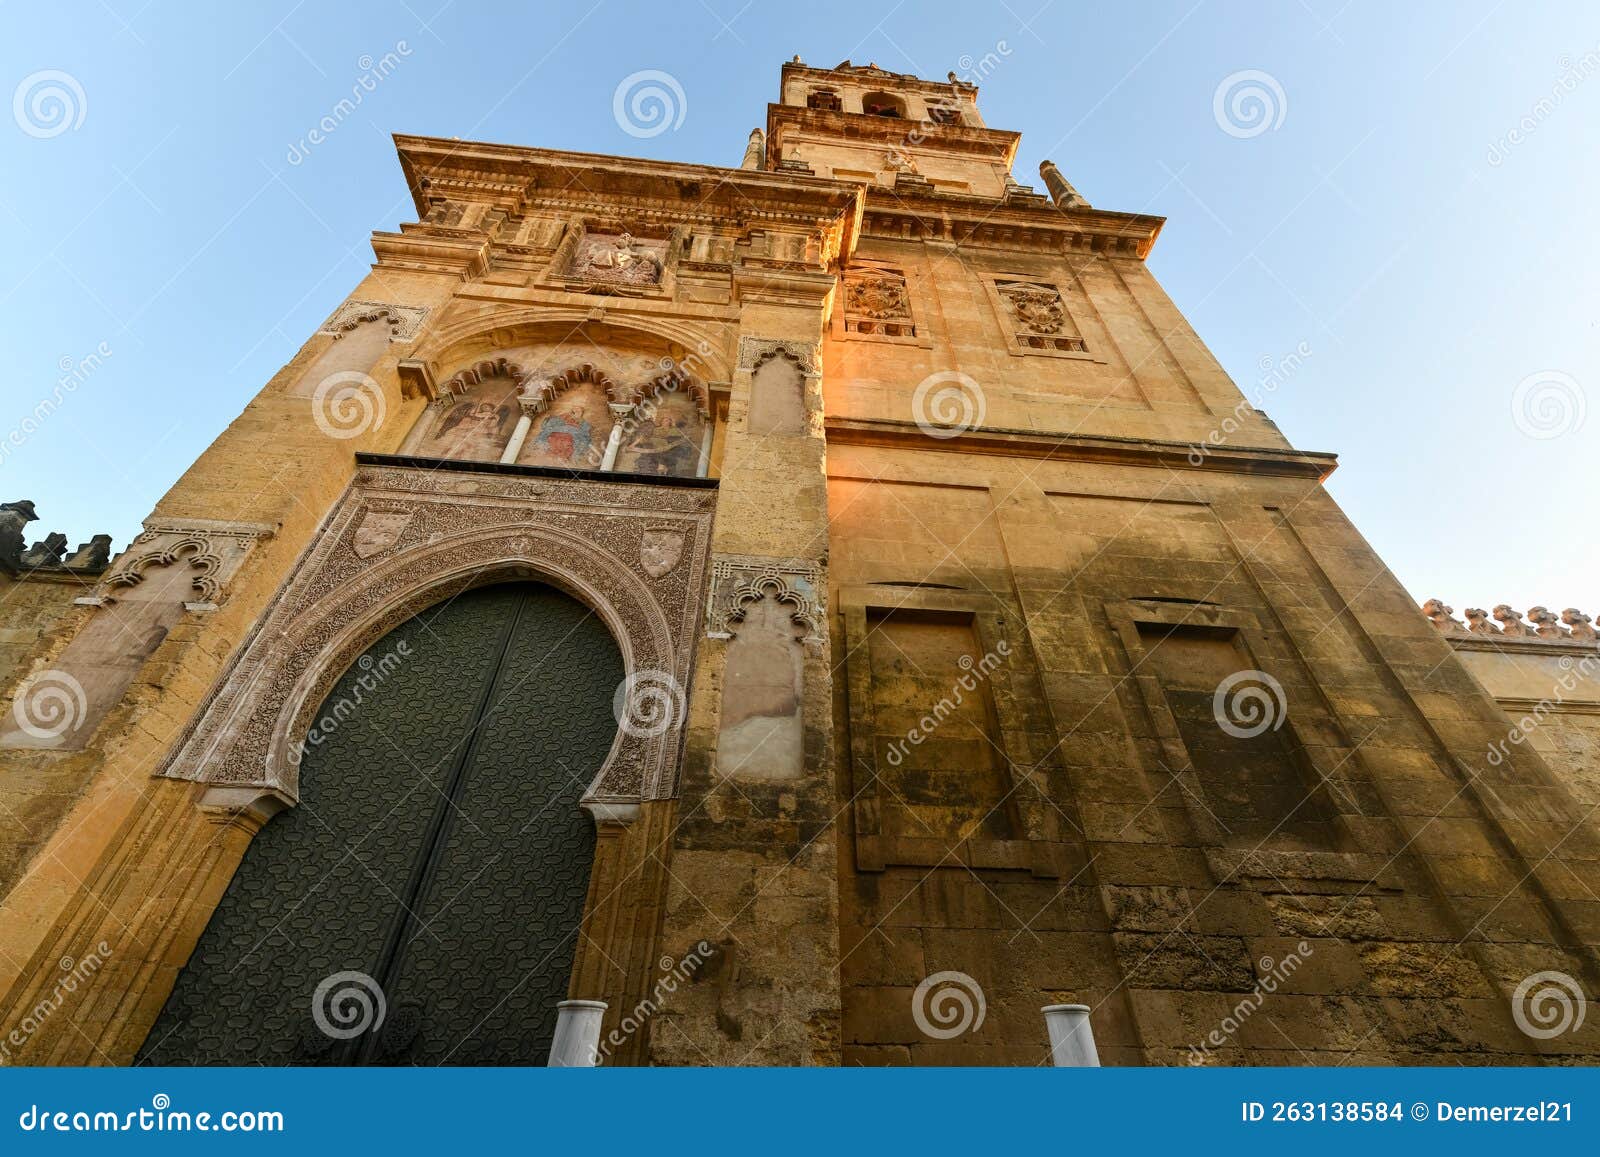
top-left (401, 321), bottom-right (719, 476)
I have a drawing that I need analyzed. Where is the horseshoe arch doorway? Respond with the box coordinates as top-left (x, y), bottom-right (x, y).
top-left (138, 580), bottom-right (624, 1065)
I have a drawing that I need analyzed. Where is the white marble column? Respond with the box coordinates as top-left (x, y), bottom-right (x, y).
top-left (500, 414), bottom-right (532, 464)
top-left (600, 407), bottom-right (629, 471)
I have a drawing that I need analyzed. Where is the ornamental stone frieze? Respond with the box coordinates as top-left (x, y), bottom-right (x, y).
top-left (158, 461), bottom-right (715, 806)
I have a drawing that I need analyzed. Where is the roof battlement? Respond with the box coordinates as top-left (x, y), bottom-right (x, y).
top-left (0, 500), bottom-right (113, 579)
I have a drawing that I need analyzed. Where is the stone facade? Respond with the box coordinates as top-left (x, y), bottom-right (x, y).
top-left (0, 58), bottom-right (1597, 1067)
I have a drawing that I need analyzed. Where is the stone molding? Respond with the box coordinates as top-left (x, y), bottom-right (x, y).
top-left (102, 517), bottom-right (275, 608)
top-left (318, 300), bottom-right (430, 342)
top-left (158, 464), bottom-right (715, 807)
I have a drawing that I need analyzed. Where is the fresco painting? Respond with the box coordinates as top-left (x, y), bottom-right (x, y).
top-left (516, 383), bottom-right (613, 470)
top-left (616, 391), bottom-right (704, 477)
top-left (413, 377), bottom-right (520, 462)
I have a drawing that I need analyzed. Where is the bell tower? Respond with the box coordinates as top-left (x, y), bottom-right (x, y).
top-left (765, 59), bottom-right (1017, 198)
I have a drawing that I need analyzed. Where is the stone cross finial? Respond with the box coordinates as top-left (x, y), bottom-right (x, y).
top-left (1493, 604), bottom-right (1537, 637)
top-left (1422, 598), bottom-right (1467, 635)
top-left (1561, 608), bottom-right (1597, 641)
top-left (1463, 607), bottom-right (1500, 635)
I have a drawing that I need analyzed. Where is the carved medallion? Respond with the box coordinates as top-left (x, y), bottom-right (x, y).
top-left (845, 274), bottom-right (910, 320)
top-left (998, 282), bottom-right (1066, 334)
top-left (640, 526), bottom-right (686, 578)
top-left (352, 511), bottom-right (413, 559)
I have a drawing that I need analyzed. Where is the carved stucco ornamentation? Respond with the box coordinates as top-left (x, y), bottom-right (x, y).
top-left (842, 270), bottom-right (916, 339)
top-left (567, 232), bottom-right (666, 287)
top-left (102, 518), bottom-right (275, 608)
top-left (159, 465), bottom-right (714, 807)
top-left (996, 281), bottom-right (1066, 335)
top-left (737, 336), bottom-right (818, 378)
top-left (319, 300), bottom-right (429, 342)
top-left (706, 555), bottom-right (823, 643)
top-left (844, 273), bottom-right (910, 321)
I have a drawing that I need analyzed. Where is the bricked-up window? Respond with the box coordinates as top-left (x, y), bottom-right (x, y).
top-left (865, 609), bottom-right (1016, 843)
top-left (1135, 622), bottom-right (1339, 851)
top-left (807, 89), bottom-right (841, 111)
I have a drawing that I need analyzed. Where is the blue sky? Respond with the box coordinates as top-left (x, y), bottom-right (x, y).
top-left (3, 2), bottom-right (1596, 613)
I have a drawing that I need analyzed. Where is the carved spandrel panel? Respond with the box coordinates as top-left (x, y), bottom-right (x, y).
top-left (158, 465), bottom-right (715, 804)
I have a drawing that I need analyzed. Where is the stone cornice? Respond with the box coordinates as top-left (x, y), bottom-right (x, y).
top-left (779, 60), bottom-right (980, 100)
top-left (855, 191), bottom-right (1165, 259)
top-left (823, 417), bottom-right (1336, 478)
top-left (393, 134), bottom-right (862, 230)
top-left (1450, 637), bottom-right (1600, 659)
top-left (764, 103), bottom-right (1020, 165)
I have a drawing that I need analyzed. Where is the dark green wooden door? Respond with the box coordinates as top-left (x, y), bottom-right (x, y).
top-left (138, 582), bottom-right (623, 1065)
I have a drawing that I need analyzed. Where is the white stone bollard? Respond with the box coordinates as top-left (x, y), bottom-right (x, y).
top-left (548, 999), bottom-right (608, 1067)
top-left (1042, 1003), bottom-right (1100, 1067)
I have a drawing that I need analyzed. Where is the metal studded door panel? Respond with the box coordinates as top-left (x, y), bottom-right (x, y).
top-left (376, 588), bottom-right (622, 1064)
top-left (137, 582), bottom-right (620, 1066)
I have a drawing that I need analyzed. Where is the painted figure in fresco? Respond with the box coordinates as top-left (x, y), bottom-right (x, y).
top-left (625, 403), bottom-right (700, 476)
top-left (529, 398), bottom-right (598, 464)
top-left (431, 398), bottom-right (514, 459)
